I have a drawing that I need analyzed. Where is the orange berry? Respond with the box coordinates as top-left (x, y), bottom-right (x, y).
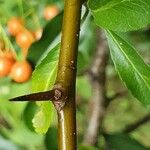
top-left (0, 57), bottom-right (14, 77)
top-left (5, 51), bottom-right (15, 61)
top-left (0, 40), bottom-right (5, 50)
top-left (32, 28), bottom-right (43, 41)
top-left (44, 5), bottom-right (59, 20)
top-left (10, 60), bottom-right (32, 83)
top-left (7, 17), bottom-right (23, 36)
top-left (22, 49), bottom-right (28, 58)
top-left (16, 29), bottom-right (34, 49)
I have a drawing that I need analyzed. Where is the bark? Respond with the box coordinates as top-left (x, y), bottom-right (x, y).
top-left (54, 0), bottom-right (82, 149)
top-left (83, 30), bottom-right (108, 146)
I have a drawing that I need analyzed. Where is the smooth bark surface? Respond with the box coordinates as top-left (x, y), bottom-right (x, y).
top-left (54, 0), bottom-right (82, 149)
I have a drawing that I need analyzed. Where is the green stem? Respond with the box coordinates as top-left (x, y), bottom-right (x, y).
top-left (0, 24), bottom-right (17, 59)
top-left (54, 0), bottom-right (82, 149)
top-left (17, 0), bottom-right (24, 18)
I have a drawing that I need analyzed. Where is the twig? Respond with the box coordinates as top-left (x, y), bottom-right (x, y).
top-left (54, 0), bottom-right (82, 149)
top-left (123, 113), bottom-right (150, 133)
top-left (0, 116), bottom-right (11, 129)
top-left (83, 29), bottom-right (108, 146)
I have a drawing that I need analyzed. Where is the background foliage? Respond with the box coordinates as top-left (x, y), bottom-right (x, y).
top-left (0, 0), bottom-right (150, 149)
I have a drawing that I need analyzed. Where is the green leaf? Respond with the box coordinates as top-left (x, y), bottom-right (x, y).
top-left (79, 145), bottom-right (98, 150)
top-left (31, 43), bottom-right (60, 134)
top-left (23, 102), bottom-right (38, 131)
top-left (105, 134), bottom-right (149, 150)
top-left (78, 15), bottom-right (96, 74)
top-left (10, 81), bottom-right (31, 98)
top-left (45, 127), bottom-right (58, 150)
top-left (106, 30), bottom-right (150, 105)
top-left (27, 13), bottom-right (63, 65)
top-left (76, 76), bottom-right (92, 100)
top-left (88, 0), bottom-right (150, 32)
top-left (0, 77), bottom-right (11, 100)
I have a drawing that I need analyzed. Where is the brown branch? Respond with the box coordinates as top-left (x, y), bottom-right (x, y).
top-left (123, 113), bottom-right (150, 133)
top-left (0, 116), bottom-right (11, 129)
top-left (83, 29), bottom-right (108, 146)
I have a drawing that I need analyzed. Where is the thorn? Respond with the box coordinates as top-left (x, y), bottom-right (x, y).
top-left (9, 90), bottom-right (55, 102)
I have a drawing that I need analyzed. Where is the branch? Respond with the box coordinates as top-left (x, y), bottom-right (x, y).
top-left (54, 0), bottom-right (82, 149)
top-left (0, 116), bottom-right (11, 129)
top-left (83, 29), bottom-right (108, 146)
top-left (123, 113), bottom-right (150, 133)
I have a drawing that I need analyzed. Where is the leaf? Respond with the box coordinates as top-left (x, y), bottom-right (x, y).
top-left (105, 134), bottom-right (149, 150)
top-left (78, 15), bottom-right (96, 74)
top-left (76, 76), bottom-right (92, 100)
top-left (27, 13), bottom-right (63, 65)
top-left (31, 43), bottom-right (60, 134)
top-left (45, 127), bottom-right (58, 150)
top-left (10, 81), bottom-right (31, 98)
top-left (0, 77), bottom-right (11, 100)
top-left (106, 30), bottom-right (150, 105)
top-left (0, 135), bottom-right (18, 150)
top-left (79, 145), bottom-right (98, 150)
top-left (23, 102), bottom-right (38, 131)
top-left (88, 0), bottom-right (150, 32)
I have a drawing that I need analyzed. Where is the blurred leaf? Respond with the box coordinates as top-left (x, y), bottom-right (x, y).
top-left (78, 15), bottom-right (96, 74)
top-left (10, 81), bottom-right (31, 98)
top-left (76, 76), bottom-right (92, 100)
top-left (0, 77), bottom-right (11, 100)
top-left (0, 136), bottom-right (18, 150)
top-left (79, 145), bottom-right (98, 150)
top-left (8, 125), bottom-right (43, 149)
top-left (0, 78), bottom-right (31, 100)
top-left (32, 43), bottom-right (60, 134)
top-left (88, 0), bottom-right (150, 32)
top-left (105, 134), bottom-right (150, 150)
top-left (23, 102), bottom-right (38, 131)
top-left (45, 127), bottom-right (58, 150)
top-left (27, 13), bottom-right (63, 65)
top-left (106, 30), bottom-right (150, 105)
top-left (0, 0), bottom-right (19, 24)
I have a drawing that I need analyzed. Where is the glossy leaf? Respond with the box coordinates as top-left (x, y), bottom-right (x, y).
top-left (88, 0), bottom-right (150, 32)
top-left (27, 13), bottom-right (63, 65)
top-left (106, 30), bottom-right (150, 105)
top-left (32, 43), bottom-right (60, 133)
top-left (78, 15), bottom-right (96, 74)
top-left (106, 134), bottom-right (149, 150)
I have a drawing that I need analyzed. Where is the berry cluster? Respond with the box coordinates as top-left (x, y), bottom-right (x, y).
top-left (0, 5), bottom-right (59, 83)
